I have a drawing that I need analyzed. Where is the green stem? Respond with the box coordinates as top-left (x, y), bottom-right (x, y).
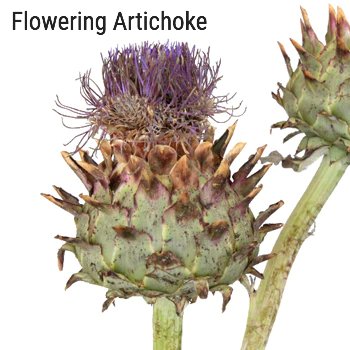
top-left (241, 152), bottom-right (349, 350)
top-left (153, 297), bottom-right (183, 350)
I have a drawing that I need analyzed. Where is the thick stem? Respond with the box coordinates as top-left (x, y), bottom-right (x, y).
top-left (153, 297), bottom-right (183, 350)
top-left (241, 152), bottom-right (349, 350)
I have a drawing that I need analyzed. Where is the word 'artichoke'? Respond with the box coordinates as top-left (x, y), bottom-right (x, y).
top-left (273, 6), bottom-right (350, 170)
top-left (43, 43), bottom-right (282, 312)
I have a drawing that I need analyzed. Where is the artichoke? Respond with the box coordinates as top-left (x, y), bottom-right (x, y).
top-left (43, 42), bottom-right (282, 313)
top-left (273, 6), bottom-right (350, 170)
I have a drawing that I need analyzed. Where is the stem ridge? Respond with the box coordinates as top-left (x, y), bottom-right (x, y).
top-left (241, 152), bottom-right (349, 350)
top-left (153, 297), bottom-right (183, 350)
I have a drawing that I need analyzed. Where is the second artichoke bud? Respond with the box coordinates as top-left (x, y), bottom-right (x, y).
top-left (273, 6), bottom-right (350, 170)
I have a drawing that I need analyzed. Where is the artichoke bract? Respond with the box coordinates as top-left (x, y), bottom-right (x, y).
top-left (43, 42), bottom-right (282, 313)
top-left (273, 6), bottom-right (350, 170)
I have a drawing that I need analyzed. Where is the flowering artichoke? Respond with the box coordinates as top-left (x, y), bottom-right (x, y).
top-left (273, 6), bottom-right (350, 170)
top-left (43, 42), bottom-right (282, 313)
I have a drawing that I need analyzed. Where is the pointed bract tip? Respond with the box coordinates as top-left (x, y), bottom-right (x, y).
top-left (337, 6), bottom-right (346, 23)
top-left (221, 287), bottom-right (233, 313)
top-left (300, 6), bottom-right (311, 28)
top-left (212, 122), bottom-right (238, 157)
top-left (277, 41), bottom-right (293, 77)
top-left (214, 160), bottom-right (230, 179)
top-left (259, 144), bottom-right (267, 152)
top-left (246, 266), bottom-right (264, 280)
top-left (272, 91), bottom-right (283, 105)
top-left (253, 200), bottom-right (284, 231)
top-left (336, 6), bottom-right (350, 52)
top-left (252, 253), bottom-right (277, 266)
top-left (102, 297), bottom-right (116, 312)
top-left (277, 41), bottom-right (287, 55)
top-left (61, 150), bottom-right (70, 159)
top-left (326, 4), bottom-right (337, 42)
top-left (258, 224), bottom-right (283, 243)
top-left (256, 144), bottom-right (267, 159)
top-left (302, 68), bottom-right (317, 80)
top-left (52, 186), bottom-right (80, 205)
top-left (266, 162), bottom-right (273, 169)
top-left (65, 273), bottom-right (82, 290)
top-left (195, 280), bottom-right (209, 299)
top-left (57, 249), bottom-right (64, 271)
top-left (224, 142), bottom-right (246, 165)
top-left (243, 185), bottom-right (263, 205)
top-left (170, 155), bottom-right (198, 189)
top-left (337, 6), bottom-right (350, 33)
top-left (41, 193), bottom-right (82, 215)
top-left (290, 38), bottom-right (306, 54)
top-left (228, 121), bottom-right (238, 140)
top-left (329, 4), bottom-right (336, 21)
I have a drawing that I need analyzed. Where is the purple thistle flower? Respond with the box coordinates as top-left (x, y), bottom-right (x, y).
top-left (55, 42), bottom-right (243, 152)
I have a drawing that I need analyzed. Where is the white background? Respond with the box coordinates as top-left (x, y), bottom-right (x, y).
top-left (1, 0), bottom-right (350, 349)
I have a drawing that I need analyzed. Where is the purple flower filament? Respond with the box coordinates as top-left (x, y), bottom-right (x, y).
top-left (56, 42), bottom-right (241, 152)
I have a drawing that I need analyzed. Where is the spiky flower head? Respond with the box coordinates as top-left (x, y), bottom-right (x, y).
top-left (44, 42), bottom-right (282, 313)
top-left (273, 6), bottom-right (350, 170)
top-left (57, 42), bottom-right (240, 154)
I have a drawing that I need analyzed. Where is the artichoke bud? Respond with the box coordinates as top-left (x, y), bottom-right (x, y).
top-left (44, 42), bottom-right (282, 312)
top-left (273, 6), bottom-right (350, 171)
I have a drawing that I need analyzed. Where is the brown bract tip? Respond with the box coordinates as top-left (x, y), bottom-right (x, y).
top-left (300, 6), bottom-right (311, 28)
top-left (337, 6), bottom-right (347, 23)
top-left (212, 122), bottom-right (237, 158)
top-left (245, 266), bottom-right (264, 279)
top-left (77, 160), bottom-right (109, 187)
top-left (111, 140), bottom-right (132, 163)
top-left (195, 280), bottom-right (209, 299)
top-left (336, 6), bottom-right (350, 52)
top-left (290, 38), bottom-right (306, 54)
top-left (302, 68), bottom-right (317, 80)
top-left (221, 287), bottom-right (233, 312)
top-left (232, 145), bottom-right (267, 184)
top-left (224, 142), bottom-right (246, 165)
top-left (57, 248), bottom-right (65, 271)
top-left (126, 155), bottom-right (145, 176)
top-left (113, 225), bottom-right (139, 240)
top-left (148, 145), bottom-right (177, 175)
top-left (206, 220), bottom-right (229, 241)
top-left (278, 41), bottom-right (288, 59)
top-left (238, 185), bottom-right (263, 209)
top-left (102, 296), bottom-right (116, 312)
top-left (300, 7), bottom-right (319, 41)
top-left (41, 193), bottom-right (82, 216)
top-left (326, 4), bottom-right (337, 42)
top-left (146, 251), bottom-right (182, 269)
top-left (194, 141), bottom-right (215, 171)
top-left (277, 41), bottom-right (293, 77)
top-left (253, 200), bottom-right (284, 231)
top-left (170, 155), bottom-right (198, 190)
top-left (233, 163), bottom-right (272, 197)
top-left (65, 273), bottom-right (83, 290)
